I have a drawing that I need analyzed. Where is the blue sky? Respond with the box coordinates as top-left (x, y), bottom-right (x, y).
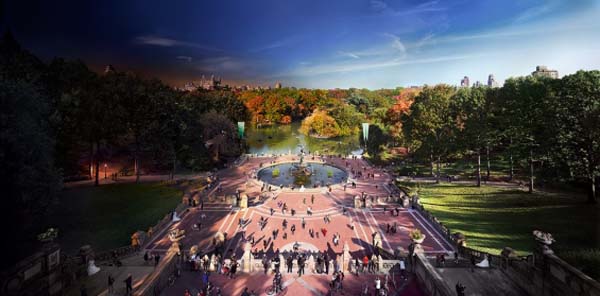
top-left (3, 0), bottom-right (600, 88)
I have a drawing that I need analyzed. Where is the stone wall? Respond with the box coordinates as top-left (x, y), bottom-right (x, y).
top-left (0, 243), bottom-right (67, 296)
top-left (413, 253), bottom-right (455, 296)
top-left (501, 252), bottom-right (600, 296)
top-left (398, 181), bottom-right (600, 296)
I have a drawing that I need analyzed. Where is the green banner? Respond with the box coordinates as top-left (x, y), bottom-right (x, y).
top-left (362, 122), bottom-right (369, 142)
top-left (237, 122), bottom-right (245, 139)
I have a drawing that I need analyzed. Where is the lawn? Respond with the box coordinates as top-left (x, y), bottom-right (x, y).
top-left (403, 182), bottom-right (600, 279)
top-left (48, 182), bottom-right (183, 253)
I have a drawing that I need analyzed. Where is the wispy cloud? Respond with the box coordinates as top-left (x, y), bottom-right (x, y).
top-left (134, 35), bottom-right (221, 52)
top-left (338, 51), bottom-right (360, 59)
top-left (369, 0), bottom-right (446, 16)
top-left (250, 35), bottom-right (303, 52)
top-left (176, 55), bottom-right (192, 62)
top-left (290, 53), bottom-right (481, 76)
top-left (514, 1), bottom-right (559, 23)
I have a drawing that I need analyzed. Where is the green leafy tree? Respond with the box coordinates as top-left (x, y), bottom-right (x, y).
top-left (552, 71), bottom-right (600, 203)
top-left (403, 85), bottom-right (456, 183)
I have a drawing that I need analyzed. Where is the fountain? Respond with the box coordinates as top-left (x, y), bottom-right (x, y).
top-left (257, 148), bottom-right (348, 187)
top-left (290, 154), bottom-right (312, 177)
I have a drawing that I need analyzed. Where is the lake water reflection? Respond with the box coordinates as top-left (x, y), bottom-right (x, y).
top-left (245, 122), bottom-right (363, 156)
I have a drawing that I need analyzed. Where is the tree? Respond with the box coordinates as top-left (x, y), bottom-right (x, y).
top-left (451, 86), bottom-right (493, 186)
top-left (0, 78), bottom-right (63, 265)
top-left (299, 109), bottom-right (341, 138)
top-left (403, 85), bottom-right (456, 183)
top-left (552, 71), bottom-right (600, 203)
top-left (499, 77), bottom-right (554, 193)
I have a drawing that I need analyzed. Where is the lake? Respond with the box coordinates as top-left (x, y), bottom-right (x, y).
top-left (245, 122), bottom-right (363, 156)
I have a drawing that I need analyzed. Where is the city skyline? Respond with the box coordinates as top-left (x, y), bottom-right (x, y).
top-left (3, 0), bottom-right (600, 89)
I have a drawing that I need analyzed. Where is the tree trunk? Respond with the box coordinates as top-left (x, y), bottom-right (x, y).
top-left (134, 136), bottom-right (140, 183)
top-left (486, 145), bottom-right (491, 180)
top-left (171, 151), bottom-right (177, 181)
top-left (430, 151), bottom-right (434, 177)
top-left (528, 148), bottom-right (534, 193)
top-left (89, 143), bottom-right (94, 179)
top-left (436, 155), bottom-right (441, 184)
top-left (509, 138), bottom-right (514, 181)
top-left (94, 142), bottom-right (100, 186)
top-left (476, 150), bottom-right (481, 187)
top-left (588, 175), bottom-right (597, 204)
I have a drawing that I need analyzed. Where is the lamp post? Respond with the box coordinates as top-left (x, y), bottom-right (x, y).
top-left (362, 123), bottom-right (370, 154)
top-left (104, 163), bottom-right (107, 179)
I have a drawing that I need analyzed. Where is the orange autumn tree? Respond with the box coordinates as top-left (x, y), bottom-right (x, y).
top-left (299, 109), bottom-right (340, 138)
top-left (385, 88), bottom-right (419, 146)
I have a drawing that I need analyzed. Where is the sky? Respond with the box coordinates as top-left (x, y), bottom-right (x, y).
top-left (3, 0), bottom-right (600, 89)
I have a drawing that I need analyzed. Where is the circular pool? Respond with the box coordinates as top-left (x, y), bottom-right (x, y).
top-left (257, 162), bottom-right (348, 187)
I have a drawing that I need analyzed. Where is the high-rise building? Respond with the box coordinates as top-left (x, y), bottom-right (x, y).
top-left (460, 76), bottom-right (470, 87)
top-left (473, 81), bottom-right (483, 87)
top-left (531, 65), bottom-right (559, 79)
top-left (275, 82), bottom-right (282, 89)
top-left (104, 64), bottom-right (115, 74)
top-left (487, 74), bottom-right (499, 88)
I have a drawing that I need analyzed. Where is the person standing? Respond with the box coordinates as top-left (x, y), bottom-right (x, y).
top-left (124, 274), bottom-right (133, 295)
top-left (291, 224), bottom-right (296, 235)
top-left (301, 217), bottom-right (306, 229)
top-left (311, 194), bottom-right (315, 204)
top-left (286, 255), bottom-right (293, 273)
top-left (107, 274), bottom-right (115, 294)
top-left (230, 260), bottom-right (238, 279)
top-left (375, 277), bottom-right (381, 295)
top-left (262, 255), bottom-right (269, 275)
top-left (324, 253), bottom-right (330, 274)
top-left (297, 255), bottom-right (305, 276)
top-left (154, 253), bottom-right (160, 266)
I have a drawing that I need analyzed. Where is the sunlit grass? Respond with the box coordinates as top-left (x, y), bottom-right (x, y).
top-left (403, 182), bottom-right (600, 279)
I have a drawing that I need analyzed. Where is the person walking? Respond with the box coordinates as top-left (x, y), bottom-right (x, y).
top-left (291, 224), bottom-right (296, 235)
top-left (301, 217), bottom-right (306, 229)
top-left (311, 194), bottom-right (315, 204)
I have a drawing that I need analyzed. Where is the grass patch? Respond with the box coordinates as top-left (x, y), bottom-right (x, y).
top-left (404, 182), bottom-right (600, 279)
top-left (48, 182), bottom-right (182, 253)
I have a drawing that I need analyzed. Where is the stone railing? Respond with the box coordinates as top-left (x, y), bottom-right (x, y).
top-left (136, 246), bottom-right (181, 296)
top-left (95, 201), bottom-right (189, 264)
top-left (503, 251), bottom-right (600, 296)
top-left (413, 252), bottom-right (455, 296)
top-left (406, 184), bottom-right (600, 296)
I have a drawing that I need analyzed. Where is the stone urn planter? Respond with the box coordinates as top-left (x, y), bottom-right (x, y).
top-left (412, 236), bottom-right (426, 244)
top-left (409, 229), bottom-right (426, 244)
top-left (533, 230), bottom-right (555, 254)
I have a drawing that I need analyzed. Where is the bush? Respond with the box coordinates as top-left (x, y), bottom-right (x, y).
top-left (272, 168), bottom-right (280, 178)
top-left (327, 170), bottom-right (333, 178)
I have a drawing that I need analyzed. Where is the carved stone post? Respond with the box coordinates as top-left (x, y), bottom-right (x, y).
top-left (240, 193), bottom-right (248, 209)
top-left (242, 242), bottom-right (252, 272)
top-left (342, 242), bottom-right (351, 272)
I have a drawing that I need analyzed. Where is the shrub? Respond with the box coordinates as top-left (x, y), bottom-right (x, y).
top-left (272, 168), bottom-right (280, 178)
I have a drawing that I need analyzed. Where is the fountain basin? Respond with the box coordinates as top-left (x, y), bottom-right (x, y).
top-left (257, 162), bottom-right (348, 187)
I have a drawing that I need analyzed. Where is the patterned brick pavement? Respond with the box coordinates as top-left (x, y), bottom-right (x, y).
top-left (144, 155), bottom-right (450, 295)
